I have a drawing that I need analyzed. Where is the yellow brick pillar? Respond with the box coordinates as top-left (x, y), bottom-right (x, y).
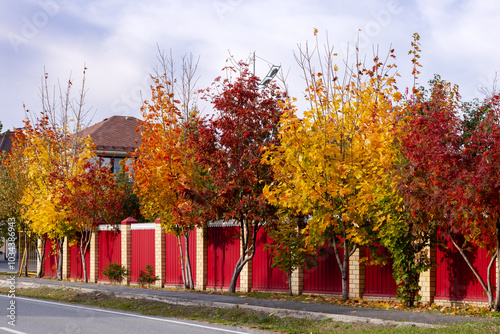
top-left (121, 217), bottom-right (136, 285)
top-left (291, 267), bottom-right (304, 295)
top-left (195, 225), bottom-right (208, 290)
top-left (418, 245), bottom-right (437, 304)
top-left (349, 247), bottom-right (365, 298)
top-left (155, 219), bottom-right (166, 288)
top-left (62, 237), bottom-right (70, 280)
top-left (89, 229), bottom-right (99, 283)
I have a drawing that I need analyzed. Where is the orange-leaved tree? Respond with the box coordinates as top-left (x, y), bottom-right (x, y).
top-left (132, 71), bottom-right (206, 289)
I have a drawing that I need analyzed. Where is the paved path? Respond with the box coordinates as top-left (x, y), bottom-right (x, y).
top-left (0, 275), bottom-right (492, 327)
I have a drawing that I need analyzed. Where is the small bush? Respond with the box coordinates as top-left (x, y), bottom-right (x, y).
top-left (138, 264), bottom-right (159, 288)
top-left (102, 262), bottom-right (128, 284)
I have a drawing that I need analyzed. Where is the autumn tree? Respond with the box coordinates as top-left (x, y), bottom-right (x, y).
top-left (133, 52), bottom-right (203, 289)
top-left (459, 94), bottom-right (500, 310)
top-left (263, 32), bottom-right (400, 301)
top-left (53, 154), bottom-right (124, 283)
top-left (8, 68), bottom-right (93, 278)
top-left (192, 62), bottom-right (284, 293)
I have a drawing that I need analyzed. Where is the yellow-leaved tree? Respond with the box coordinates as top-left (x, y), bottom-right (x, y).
top-left (10, 68), bottom-right (94, 278)
top-left (263, 33), bottom-right (401, 301)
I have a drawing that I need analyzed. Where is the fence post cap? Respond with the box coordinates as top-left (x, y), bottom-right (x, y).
top-left (121, 217), bottom-right (138, 225)
top-left (154, 218), bottom-right (161, 224)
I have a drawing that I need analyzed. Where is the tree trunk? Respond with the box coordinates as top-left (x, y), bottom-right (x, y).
top-left (185, 234), bottom-right (194, 290)
top-left (448, 233), bottom-right (494, 309)
top-left (56, 238), bottom-right (64, 280)
top-left (287, 269), bottom-right (293, 296)
top-left (80, 243), bottom-right (88, 283)
top-left (228, 258), bottom-right (245, 293)
top-left (36, 234), bottom-right (47, 278)
top-left (177, 236), bottom-right (187, 288)
top-left (228, 220), bottom-right (258, 293)
top-left (23, 235), bottom-right (28, 276)
top-left (331, 236), bottom-right (349, 301)
top-left (495, 220), bottom-right (500, 311)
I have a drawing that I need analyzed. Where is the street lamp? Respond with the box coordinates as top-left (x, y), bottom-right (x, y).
top-left (252, 52), bottom-right (280, 88)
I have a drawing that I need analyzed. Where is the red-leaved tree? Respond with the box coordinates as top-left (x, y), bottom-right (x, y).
top-left (53, 158), bottom-right (124, 283)
top-left (192, 63), bottom-right (285, 293)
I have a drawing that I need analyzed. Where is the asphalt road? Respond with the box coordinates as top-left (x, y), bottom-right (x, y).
top-left (0, 295), bottom-right (264, 334)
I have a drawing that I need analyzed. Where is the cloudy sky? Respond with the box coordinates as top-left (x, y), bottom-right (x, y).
top-left (1, 0), bottom-right (500, 131)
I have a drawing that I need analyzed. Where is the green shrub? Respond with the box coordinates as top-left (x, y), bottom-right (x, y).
top-left (138, 264), bottom-right (158, 287)
top-left (102, 262), bottom-right (128, 284)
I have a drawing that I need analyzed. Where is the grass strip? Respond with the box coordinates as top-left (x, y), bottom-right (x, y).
top-left (1, 287), bottom-right (499, 334)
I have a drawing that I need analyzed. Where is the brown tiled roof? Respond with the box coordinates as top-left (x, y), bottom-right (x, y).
top-left (0, 130), bottom-right (18, 153)
top-left (79, 116), bottom-right (141, 154)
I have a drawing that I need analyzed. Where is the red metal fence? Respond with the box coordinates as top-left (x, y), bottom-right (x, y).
top-left (207, 226), bottom-right (240, 289)
top-left (43, 239), bottom-right (58, 278)
top-left (303, 241), bottom-right (344, 294)
top-left (436, 237), bottom-right (496, 301)
top-left (40, 223), bottom-right (499, 304)
top-left (364, 246), bottom-right (397, 297)
top-left (69, 243), bottom-right (90, 280)
top-left (130, 227), bottom-right (155, 283)
top-left (252, 229), bottom-right (288, 291)
top-left (98, 229), bottom-right (121, 281)
top-left (165, 231), bottom-right (197, 286)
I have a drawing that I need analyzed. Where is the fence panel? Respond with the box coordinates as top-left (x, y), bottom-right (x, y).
top-left (69, 243), bottom-right (90, 280)
top-left (130, 227), bottom-right (155, 283)
top-left (436, 237), bottom-right (496, 301)
top-left (207, 226), bottom-right (240, 289)
top-left (98, 230), bottom-right (121, 281)
top-left (303, 241), bottom-right (344, 294)
top-left (43, 239), bottom-right (58, 278)
top-left (165, 231), bottom-right (197, 286)
top-left (252, 229), bottom-right (288, 291)
top-left (364, 246), bottom-right (397, 297)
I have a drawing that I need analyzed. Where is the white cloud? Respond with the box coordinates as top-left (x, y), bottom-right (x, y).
top-left (2, 0), bottom-right (500, 131)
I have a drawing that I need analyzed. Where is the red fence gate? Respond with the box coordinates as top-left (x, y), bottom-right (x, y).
top-left (165, 231), bottom-right (197, 286)
top-left (364, 246), bottom-right (397, 297)
top-left (98, 228), bottom-right (121, 282)
top-left (252, 229), bottom-right (288, 291)
top-left (207, 225), bottom-right (240, 289)
top-left (130, 225), bottom-right (155, 283)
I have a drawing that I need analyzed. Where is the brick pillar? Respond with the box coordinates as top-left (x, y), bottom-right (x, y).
top-left (291, 267), bottom-right (304, 295)
top-left (239, 225), bottom-right (253, 293)
top-left (62, 237), bottom-right (70, 280)
top-left (155, 218), bottom-right (166, 287)
top-left (37, 238), bottom-right (44, 277)
top-left (89, 229), bottom-right (99, 283)
top-left (121, 217), bottom-right (136, 285)
top-left (419, 244), bottom-right (437, 304)
top-left (195, 226), bottom-right (208, 290)
top-left (349, 247), bottom-right (365, 298)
